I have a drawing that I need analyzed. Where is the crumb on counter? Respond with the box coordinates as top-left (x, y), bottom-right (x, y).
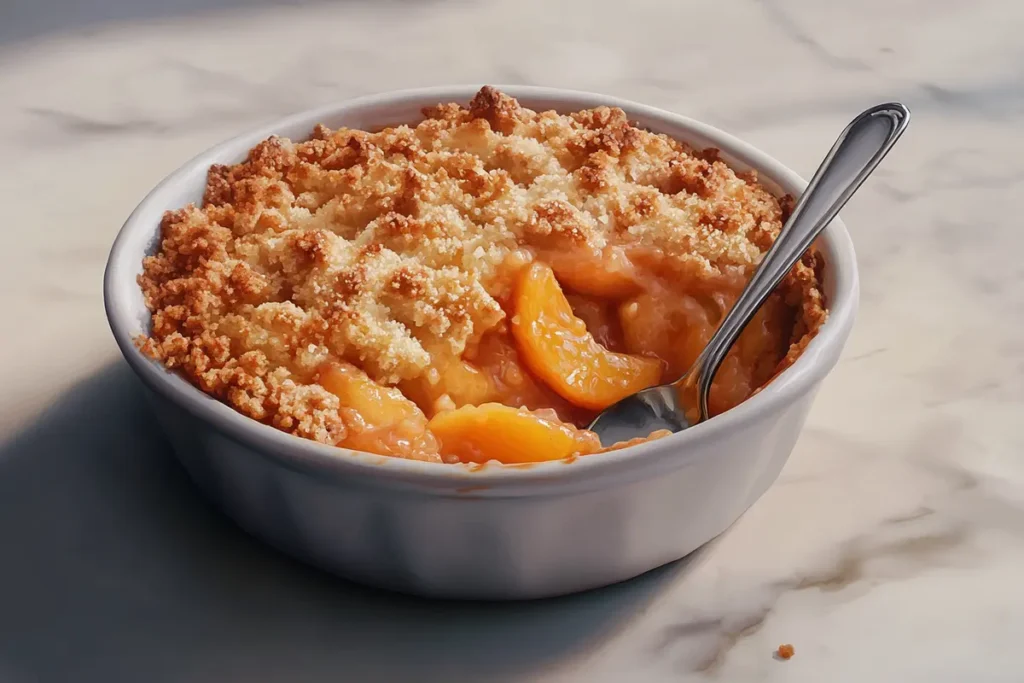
top-left (775, 643), bottom-right (795, 660)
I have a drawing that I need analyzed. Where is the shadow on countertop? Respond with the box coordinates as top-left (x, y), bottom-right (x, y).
top-left (0, 361), bottom-right (704, 682)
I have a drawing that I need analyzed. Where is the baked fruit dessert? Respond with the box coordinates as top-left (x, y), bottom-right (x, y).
top-left (137, 87), bottom-right (826, 464)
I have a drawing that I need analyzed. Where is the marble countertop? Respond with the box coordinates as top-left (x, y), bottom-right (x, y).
top-left (1, 0), bottom-right (1022, 680)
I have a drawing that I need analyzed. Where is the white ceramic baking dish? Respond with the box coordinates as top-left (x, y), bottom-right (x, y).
top-left (103, 85), bottom-right (858, 600)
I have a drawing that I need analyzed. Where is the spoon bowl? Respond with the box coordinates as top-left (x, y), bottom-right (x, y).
top-left (590, 103), bottom-right (910, 447)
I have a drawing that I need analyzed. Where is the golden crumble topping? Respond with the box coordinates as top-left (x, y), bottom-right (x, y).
top-left (138, 86), bottom-right (826, 463)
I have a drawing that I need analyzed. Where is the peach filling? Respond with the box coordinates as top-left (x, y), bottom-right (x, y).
top-left (137, 89), bottom-right (825, 468)
top-left (312, 254), bottom-right (795, 465)
top-left (429, 404), bottom-right (600, 464)
top-left (318, 363), bottom-right (441, 462)
top-left (511, 262), bottom-right (663, 411)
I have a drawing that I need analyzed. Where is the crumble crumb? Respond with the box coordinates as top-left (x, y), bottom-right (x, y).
top-left (775, 643), bottom-right (795, 660)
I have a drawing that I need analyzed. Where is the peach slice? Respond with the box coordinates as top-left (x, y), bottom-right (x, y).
top-left (319, 362), bottom-right (421, 426)
top-left (511, 262), bottom-right (663, 410)
top-left (400, 359), bottom-right (495, 416)
top-left (318, 362), bottom-right (440, 461)
top-left (618, 291), bottom-right (713, 378)
top-left (428, 403), bottom-right (596, 464)
top-left (469, 330), bottom-right (587, 423)
top-left (543, 245), bottom-right (640, 299)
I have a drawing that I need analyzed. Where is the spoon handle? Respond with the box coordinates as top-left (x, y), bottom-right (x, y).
top-left (686, 103), bottom-right (910, 419)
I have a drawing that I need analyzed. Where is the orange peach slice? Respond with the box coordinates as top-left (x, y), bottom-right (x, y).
top-left (318, 362), bottom-right (440, 461)
top-left (400, 359), bottom-right (495, 416)
top-left (618, 292), bottom-right (712, 378)
top-left (511, 262), bottom-right (663, 410)
top-left (319, 362), bottom-right (421, 426)
top-left (428, 403), bottom-right (594, 464)
top-left (543, 246), bottom-right (641, 299)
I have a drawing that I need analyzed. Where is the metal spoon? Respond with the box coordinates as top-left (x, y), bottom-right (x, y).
top-left (589, 103), bottom-right (910, 446)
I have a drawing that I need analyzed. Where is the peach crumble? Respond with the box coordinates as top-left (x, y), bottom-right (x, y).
top-left (137, 86), bottom-right (827, 465)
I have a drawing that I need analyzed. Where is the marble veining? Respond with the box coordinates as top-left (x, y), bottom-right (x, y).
top-left (1, 0), bottom-right (1022, 680)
